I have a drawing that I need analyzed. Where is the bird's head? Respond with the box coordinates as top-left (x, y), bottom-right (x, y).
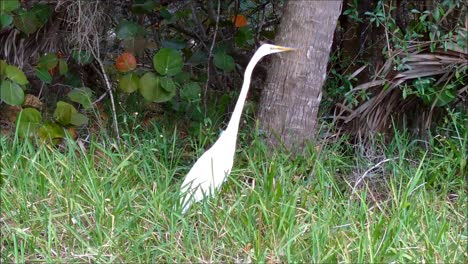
top-left (257, 43), bottom-right (296, 56)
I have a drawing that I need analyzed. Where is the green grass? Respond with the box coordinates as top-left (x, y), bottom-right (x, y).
top-left (1, 118), bottom-right (466, 263)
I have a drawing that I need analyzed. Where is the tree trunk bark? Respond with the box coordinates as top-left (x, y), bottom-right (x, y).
top-left (258, 0), bottom-right (342, 151)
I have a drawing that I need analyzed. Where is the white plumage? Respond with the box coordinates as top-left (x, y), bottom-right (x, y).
top-left (179, 44), bottom-right (296, 214)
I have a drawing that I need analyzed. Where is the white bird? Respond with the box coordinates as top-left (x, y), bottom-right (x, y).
top-left (179, 44), bottom-right (296, 213)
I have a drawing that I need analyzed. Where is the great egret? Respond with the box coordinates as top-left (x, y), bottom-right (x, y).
top-left (179, 44), bottom-right (295, 213)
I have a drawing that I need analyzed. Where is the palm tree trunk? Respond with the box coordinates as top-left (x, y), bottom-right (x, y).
top-left (258, 0), bottom-right (342, 150)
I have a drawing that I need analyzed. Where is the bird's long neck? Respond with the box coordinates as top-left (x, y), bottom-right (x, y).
top-left (225, 55), bottom-right (261, 136)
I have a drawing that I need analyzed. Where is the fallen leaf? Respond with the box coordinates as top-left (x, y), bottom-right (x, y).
top-left (23, 94), bottom-right (42, 109)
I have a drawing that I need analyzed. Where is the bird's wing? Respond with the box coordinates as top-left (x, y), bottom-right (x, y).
top-left (179, 149), bottom-right (218, 211)
top-left (179, 134), bottom-right (236, 213)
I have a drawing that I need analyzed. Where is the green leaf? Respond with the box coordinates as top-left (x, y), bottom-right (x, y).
top-left (72, 50), bottom-right (93, 65)
top-left (58, 59), bottom-right (68, 75)
top-left (161, 39), bottom-right (186, 50)
top-left (118, 73), bottom-right (139, 93)
top-left (435, 88), bottom-right (456, 107)
top-left (13, 9), bottom-right (40, 34)
top-left (0, 60), bottom-right (8, 77)
top-left (38, 53), bottom-right (58, 70)
top-left (159, 8), bottom-right (172, 20)
top-left (234, 27), bottom-right (253, 47)
top-left (214, 52), bottom-right (235, 72)
top-left (213, 43), bottom-right (230, 54)
top-left (153, 87), bottom-right (176, 103)
top-left (187, 50), bottom-right (207, 66)
top-left (175, 9), bottom-right (191, 19)
top-left (5, 65), bottom-right (28, 85)
top-left (131, 0), bottom-right (157, 14)
top-left (30, 4), bottom-right (53, 24)
top-left (0, 80), bottom-right (24, 106)
top-left (67, 87), bottom-right (94, 109)
top-left (38, 121), bottom-right (65, 143)
top-left (180, 82), bottom-right (201, 101)
top-left (12, 4), bottom-right (52, 34)
top-left (138, 72), bottom-right (175, 103)
top-left (433, 7), bottom-right (441, 22)
top-left (421, 94), bottom-right (433, 105)
top-left (174, 71), bottom-right (191, 84)
top-left (139, 72), bottom-right (159, 101)
top-left (63, 72), bottom-right (81, 87)
top-left (16, 108), bottom-right (42, 138)
top-left (153, 48), bottom-right (183, 76)
top-left (0, 14), bottom-right (13, 28)
top-left (160, 77), bottom-right (177, 92)
top-left (70, 113), bottom-right (88, 126)
top-left (115, 20), bottom-right (146, 40)
top-left (35, 68), bottom-right (52, 84)
top-left (53, 101), bottom-right (77, 125)
top-left (1, 0), bottom-right (19, 12)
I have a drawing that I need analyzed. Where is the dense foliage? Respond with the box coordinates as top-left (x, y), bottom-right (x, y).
top-left (1, 0), bottom-right (284, 140)
top-left (1, 0), bottom-right (466, 143)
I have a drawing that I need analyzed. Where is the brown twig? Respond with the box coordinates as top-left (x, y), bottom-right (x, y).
top-left (203, 0), bottom-right (221, 113)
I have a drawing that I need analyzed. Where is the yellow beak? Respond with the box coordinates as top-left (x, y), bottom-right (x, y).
top-left (272, 45), bottom-right (297, 52)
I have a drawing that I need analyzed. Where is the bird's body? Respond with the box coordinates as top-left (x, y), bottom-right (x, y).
top-left (179, 130), bottom-right (236, 213)
top-left (179, 44), bottom-right (295, 213)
